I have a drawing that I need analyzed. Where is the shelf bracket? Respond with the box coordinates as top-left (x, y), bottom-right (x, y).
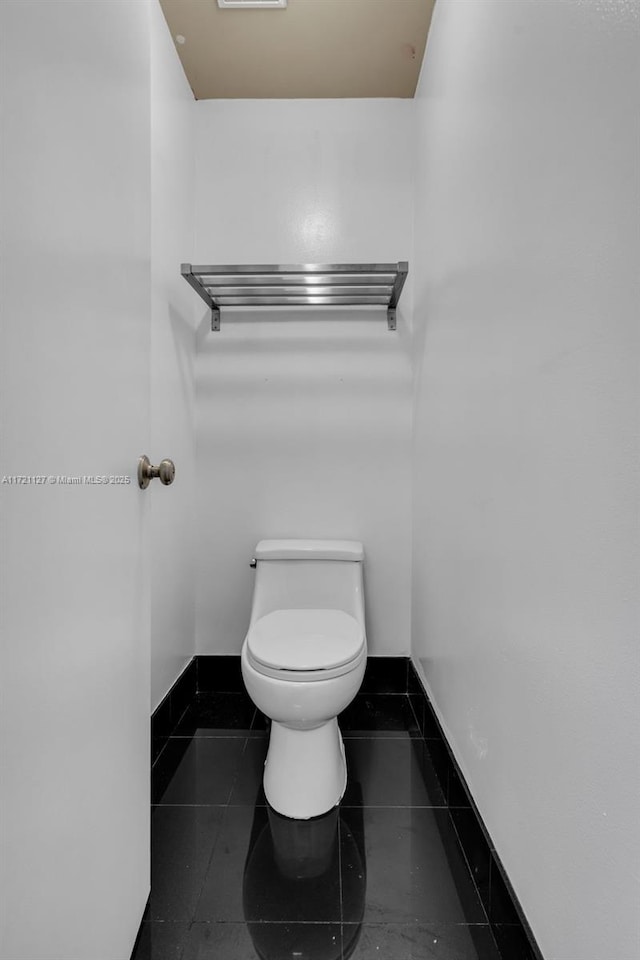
top-left (181, 263), bottom-right (222, 332)
top-left (387, 261), bottom-right (408, 332)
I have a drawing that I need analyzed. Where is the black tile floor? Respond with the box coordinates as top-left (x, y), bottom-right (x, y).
top-left (133, 691), bottom-right (504, 960)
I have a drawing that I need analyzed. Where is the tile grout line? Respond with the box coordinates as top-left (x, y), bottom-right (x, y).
top-left (407, 664), bottom-right (541, 960)
top-left (447, 809), bottom-right (493, 926)
top-left (149, 701), bottom-right (233, 929)
top-left (151, 803), bottom-right (470, 809)
top-left (151, 697), bottom-right (195, 771)
top-left (190, 802), bottom-right (233, 928)
top-left (225, 734), bottom-right (253, 806)
top-left (337, 810), bottom-right (346, 960)
top-left (407, 668), bottom-right (496, 935)
top-left (163, 733), bottom-right (434, 739)
top-left (151, 675), bottom-right (252, 930)
top-left (406, 690), bottom-right (425, 741)
top-left (405, 680), bottom-right (502, 952)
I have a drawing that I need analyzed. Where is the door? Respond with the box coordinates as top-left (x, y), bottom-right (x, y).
top-left (0, 2), bottom-right (151, 957)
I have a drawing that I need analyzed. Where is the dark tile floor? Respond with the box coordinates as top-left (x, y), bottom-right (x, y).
top-left (134, 691), bottom-right (503, 960)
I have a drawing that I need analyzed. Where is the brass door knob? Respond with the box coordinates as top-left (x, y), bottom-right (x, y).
top-left (138, 455), bottom-right (175, 489)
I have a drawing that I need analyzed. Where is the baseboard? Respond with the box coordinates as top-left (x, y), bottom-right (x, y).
top-left (151, 657), bottom-right (197, 763)
top-left (150, 653), bottom-right (413, 781)
top-left (196, 653), bottom-right (412, 694)
top-left (408, 660), bottom-right (544, 960)
top-left (197, 653), bottom-right (244, 691)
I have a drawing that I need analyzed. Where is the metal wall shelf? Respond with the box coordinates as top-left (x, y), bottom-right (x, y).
top-left (181, 262), bottom-right (408, 332)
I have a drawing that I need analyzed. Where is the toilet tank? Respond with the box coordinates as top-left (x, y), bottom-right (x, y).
top-left (249, 539), bottom-right (365, 628)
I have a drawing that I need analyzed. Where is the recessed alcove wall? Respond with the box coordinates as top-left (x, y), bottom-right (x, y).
top-left (192, 100), bottom-right (415, 657)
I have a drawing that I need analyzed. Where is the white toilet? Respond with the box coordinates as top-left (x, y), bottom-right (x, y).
top-left (241, 539), bottom-right (367, 819)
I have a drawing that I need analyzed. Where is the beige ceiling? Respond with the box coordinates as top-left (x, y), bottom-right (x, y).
top-left (159, 0), bottom-right (435, 99)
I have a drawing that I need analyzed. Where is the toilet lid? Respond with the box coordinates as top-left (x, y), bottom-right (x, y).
top-left (247, 609), bottom-right (364, 673)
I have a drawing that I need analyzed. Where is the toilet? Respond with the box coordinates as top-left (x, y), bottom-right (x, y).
top-left (241, 539), bottom-right (367, 819)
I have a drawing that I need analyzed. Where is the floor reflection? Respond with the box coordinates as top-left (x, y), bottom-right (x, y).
top-left (243, 801), bottom-right (366, 960)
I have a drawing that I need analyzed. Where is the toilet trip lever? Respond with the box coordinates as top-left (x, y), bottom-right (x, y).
top-left (137, 455), bottom-right (176, 489)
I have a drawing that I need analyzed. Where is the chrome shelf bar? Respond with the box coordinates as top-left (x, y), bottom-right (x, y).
top-left (181, 261), bottom-right (408, 332)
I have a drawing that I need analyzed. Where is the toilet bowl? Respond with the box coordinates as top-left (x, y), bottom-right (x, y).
top-left (241, 539), bottom-right (367, 819)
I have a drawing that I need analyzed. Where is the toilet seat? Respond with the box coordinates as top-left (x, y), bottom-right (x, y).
top-left (246, 609), bottom-right (365, 682)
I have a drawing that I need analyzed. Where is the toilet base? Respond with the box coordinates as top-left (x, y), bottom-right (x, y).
top-left (263, 718), bottom-right (347, 820)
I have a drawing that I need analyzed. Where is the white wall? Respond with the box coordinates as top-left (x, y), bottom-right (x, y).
top-left (411, 3), bottom-right (640, 959)
top-left (0, 2), bottom-right (153, 956)
top-left (150, 0), bottom-right (197, 710)
top-left (193, 100), bottom-right (414, 656)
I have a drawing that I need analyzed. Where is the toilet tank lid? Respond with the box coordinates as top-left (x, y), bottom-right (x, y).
top-left (255, 539), bottom-right (364, 561)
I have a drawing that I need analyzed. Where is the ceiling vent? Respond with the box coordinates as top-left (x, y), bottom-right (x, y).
top-left (217, 0), bottom-right (287, 8)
